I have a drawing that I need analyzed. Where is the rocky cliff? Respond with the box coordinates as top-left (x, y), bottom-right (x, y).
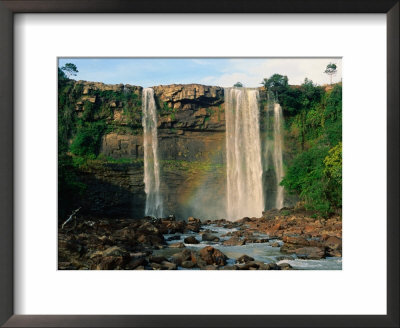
top-left (60, 81), bottom-right (228, 219)
top-left (59, 81), bottom-right (288, 219)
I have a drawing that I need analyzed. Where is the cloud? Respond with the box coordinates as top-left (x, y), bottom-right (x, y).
top-left (209, 58), bottom-right (342, 87)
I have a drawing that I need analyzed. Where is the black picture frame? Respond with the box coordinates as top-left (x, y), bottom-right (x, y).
top-left (0, 0), bottom-right (398, 327)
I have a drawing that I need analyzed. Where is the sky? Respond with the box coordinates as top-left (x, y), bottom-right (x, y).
top-left (58, 58), bottom-right (342, 88)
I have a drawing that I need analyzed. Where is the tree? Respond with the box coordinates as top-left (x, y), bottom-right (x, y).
top-left (233, 82), bottom-right (243, 87)
top-left (324, 63), bottom-right (337, 85)
top-left (261, 74), bottom-right (289, 94)
top-left (61, 63), bottom-right (79, 78)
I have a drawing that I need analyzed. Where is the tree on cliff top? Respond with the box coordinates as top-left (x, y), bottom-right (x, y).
top-left (233, 82), bottom-right (243, 87)
top-left (261, 74), bottom-right (289, 95)
top-left (61, 63), bottom-right (79, 78)
top-left (324, 63), bottom-right (337, 85)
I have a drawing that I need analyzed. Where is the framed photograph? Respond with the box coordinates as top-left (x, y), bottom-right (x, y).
top-left (0, 0), bottom-right (398, 327)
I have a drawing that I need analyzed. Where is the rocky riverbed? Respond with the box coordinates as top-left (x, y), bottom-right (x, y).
top-left (58, 208), bottom-right (342, 270)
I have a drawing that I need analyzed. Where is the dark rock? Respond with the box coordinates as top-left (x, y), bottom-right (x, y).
top-left (236, 255), bottom-right (254, 264)
top-left (161, 261), bottom-right (177, 270)
top-left (201, 233), bottom-right (220, 242)
top-left (184, 236), bottom-right (200, 244)
top-left (291, 247), bottom-right (326, 260)
top-left (223, 236), bottom-right (245, 246)
top-left (126, 257), bottom-right (147, 270)
top-left (169, 242), bottom-right (185, 248)
top-left (199, 246), bottom-right (227, 266)
top-left (278, 263), bottom-right (293, 270)
top-left (170, 249), bottom-right (193, 266)
top-left (181, 261), bottom-right (196, 269)
top-left (149, 255), bottom-right (167, 264)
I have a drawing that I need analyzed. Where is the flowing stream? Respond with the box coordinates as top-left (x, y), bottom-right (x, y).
top-left (225, 88), bottom-right (264, 220)
top-left (142, 88), bottom-right (163, 218)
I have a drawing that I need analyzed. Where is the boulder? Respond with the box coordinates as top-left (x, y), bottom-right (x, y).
top-left (294, 247), bottom-right (326, 260)
top-left (201, 233), bottom-right (220, 242)
top-left (170, 249), bottom-right (193, 266)
top-left (181, 261), bottom-right (196, 269)
top-left (169, 242), bottom-right (185, 248)
top-left (184, 236), bottom-right (200, 244)
top-left (199, 246), bottom-right (227, 266)
top-left (236, 254), bottom-right (254, 264)
top-left (223, 236), bottom-right (245, 246)
top-left (149, 255), bottom-right (167, 264)
top-left (278, 263), bottom-right (293, 270)
top-left (161, 261), bottom-right (177, 270)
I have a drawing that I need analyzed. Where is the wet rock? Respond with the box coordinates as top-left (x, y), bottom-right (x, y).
top-left (201, 233), bottom-right (220, 242)
top-left (190, 252), bottom-right (208, 268)
top-left (188, 217), bottom-right (201, 224)
top-left (270, 242), bottom-right (280, 247)
top-left (282, 235), bottom-right (308, 245)
top-left (184, 236), bottom-right (200, 244)
top-left (169, 242), bottom-right (185, 248)
top-left (181, 261), bottom-right (196, 269)
top-left (238, 261), bottom-right (269, 270)
top-left (223, 236), bottom-right (245, 246)
top-left (278, 263), bottom-right (293, 270)
top-left (126, 256), bottom-right (147, 270)
top-left (149, 255), bottom-right (167, 264)
top-left (171, 249), bottom-right (193, 266)
top-left (324, 236), bottom-right (342, 251)
top-left (161, 261), bottom-right (177, 270)
top-left (150, 262), bottom-right (163, 270)
top-left (199, 246), bottom-right (227, 266)
top-left (185, 224), bottom-right (201, 233)
top-left (264, 262), bottom-right (279, 270)
top-left (91, 245), bottom-right (131, 270)
top-left (236, 255), bottom-right (254, 264)
top-left (289, 246), bottom-right (326, 260)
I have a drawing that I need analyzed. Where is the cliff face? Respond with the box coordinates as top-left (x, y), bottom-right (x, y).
top-left (62, 82), bottom-right (227, 219)
top-left (59, 81), bottom-right (288, 219)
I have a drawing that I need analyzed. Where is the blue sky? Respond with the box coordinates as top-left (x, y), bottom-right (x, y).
top-left (58, 58), bottom-right (342, 87)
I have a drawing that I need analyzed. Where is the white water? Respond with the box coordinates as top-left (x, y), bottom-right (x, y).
top-left (225, 88), bottom-right (264, 220)
top-left (273, 103), bottom-right (285, 209)
top-left (142, 88), bottom-right (163, 218)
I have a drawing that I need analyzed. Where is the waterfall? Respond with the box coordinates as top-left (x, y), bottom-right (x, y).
top-left (273, 102), bottom-right (285, 209)
top-left (225, 88), bottom-right (264, 220)
top-left (142, 88), bottom-right (163, 218)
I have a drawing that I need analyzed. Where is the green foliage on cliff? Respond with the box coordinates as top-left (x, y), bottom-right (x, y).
top-left (274, 79), bottom-right (342, 216)
top-left (70, 121), bottom-right (107, 156)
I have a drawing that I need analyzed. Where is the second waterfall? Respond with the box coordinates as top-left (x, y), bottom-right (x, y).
top-left (225, 88), bottom-right (264, 220)
top-left (142, 88), bottom-right (163, 218)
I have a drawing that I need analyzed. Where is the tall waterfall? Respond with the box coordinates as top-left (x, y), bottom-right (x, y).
top-left (225, 88), bottom-right (264, 220)
top-left (142, 88), bottom-right (163, 218)
top-left (272, 103), bottom-right (285, 209)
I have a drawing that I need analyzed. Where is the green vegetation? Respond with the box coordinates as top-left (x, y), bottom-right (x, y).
top-left (159, 100), bottom-right (177, 120)
top-left (261, 74), bottom-right (342, 216)
top-left (58, 64), bottom-right (144, 216)
top-left (233, 82), bottom-right (243, 87)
